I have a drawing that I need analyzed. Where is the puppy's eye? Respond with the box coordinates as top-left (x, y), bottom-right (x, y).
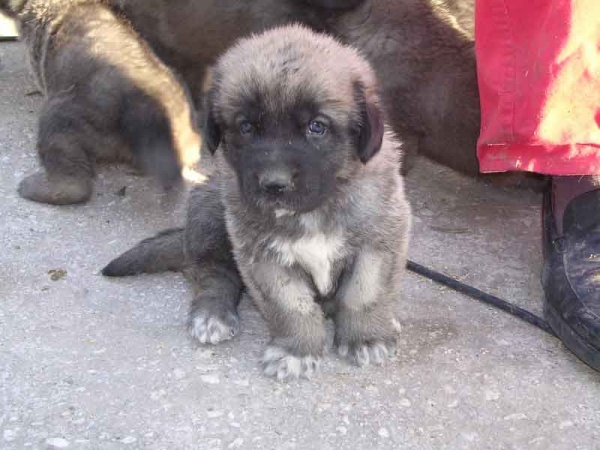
top-left (239, 121), bottom-right (254, 135)
top-left (307, 120), bottom-right (327, 136)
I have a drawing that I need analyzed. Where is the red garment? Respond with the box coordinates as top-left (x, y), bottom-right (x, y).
top-left (476, 0), bottom-right (600, 175)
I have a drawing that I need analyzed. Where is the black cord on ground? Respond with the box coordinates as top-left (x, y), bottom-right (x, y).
top-left (406, 260), bottom-right (557, 337)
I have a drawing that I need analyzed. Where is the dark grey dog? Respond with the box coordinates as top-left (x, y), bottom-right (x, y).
top-left (1, 0), bottom-right (200, 204)
top-left (103, 25), bottom-right (411, 380)
top-left (114, 0), bottom-right (544, 187)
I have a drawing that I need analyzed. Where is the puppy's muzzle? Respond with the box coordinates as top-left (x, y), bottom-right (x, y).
top-left (258, 168), bottom-right (297, 196)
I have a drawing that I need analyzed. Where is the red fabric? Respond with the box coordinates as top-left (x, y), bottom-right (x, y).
top-left (475, 0), bottom-right (600, 175)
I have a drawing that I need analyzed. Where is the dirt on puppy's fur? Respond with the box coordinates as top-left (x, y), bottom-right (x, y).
top-left (103, 25), bottom-right (412, 381)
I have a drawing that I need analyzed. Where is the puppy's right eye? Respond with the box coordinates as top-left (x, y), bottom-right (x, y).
top-left (239, 121), bottom-right (254, 135)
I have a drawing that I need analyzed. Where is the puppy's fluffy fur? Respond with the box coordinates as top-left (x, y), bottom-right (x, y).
top-left (104, 25), bottom-right (411, 380)
top-left (2, 0), bottom-right (200, 204)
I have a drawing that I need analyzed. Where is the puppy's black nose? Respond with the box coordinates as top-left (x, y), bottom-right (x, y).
top-left (258, 170), bottom-right (294, 196)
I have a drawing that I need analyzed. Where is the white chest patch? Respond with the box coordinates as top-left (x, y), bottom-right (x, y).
top-left (269, 231), bottom-right (347, 296)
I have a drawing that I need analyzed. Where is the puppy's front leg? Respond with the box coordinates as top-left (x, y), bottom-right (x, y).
top-left (334, 249), bottom-right (402, 367)
top-left (247, 263), bottom-right (326, 381)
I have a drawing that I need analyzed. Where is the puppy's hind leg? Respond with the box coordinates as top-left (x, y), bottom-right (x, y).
top-left (18, 93), bottom-right (97, 205)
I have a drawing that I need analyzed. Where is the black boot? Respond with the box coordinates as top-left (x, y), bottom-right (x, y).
top-left (542, 177), bottom-right (600, 370)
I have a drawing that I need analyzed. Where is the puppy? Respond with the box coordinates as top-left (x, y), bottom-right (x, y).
top-left (112, 0), bottom-right (362, 109)
top-left (138, 0), bottom-right (545, 187)
top-left (103, 25), bottom-right (412, 380)
top-left (6, 1), bottom-right (545, 190)
top-left (114, 0), bottom-right (478, 175)
top-left (2, 0), bottom-right (200, 204)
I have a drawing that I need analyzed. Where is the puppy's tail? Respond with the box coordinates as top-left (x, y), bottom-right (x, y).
top-left (102, 227), bottom-right (186, 277)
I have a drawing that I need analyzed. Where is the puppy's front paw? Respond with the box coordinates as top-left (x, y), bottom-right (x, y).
top-left (262, 345), bottom-right (321, 381)
top-left (189, 310), bottom-right (239, 345)
top-left (337, 341), bottom-right (394, 367)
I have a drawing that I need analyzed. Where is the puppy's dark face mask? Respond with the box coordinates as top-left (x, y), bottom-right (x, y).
top-left (204, 81), bottom-right (384, 214)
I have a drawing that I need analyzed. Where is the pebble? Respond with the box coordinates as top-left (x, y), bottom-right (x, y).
top-left (462, 432), bottom-right (479, 442)
top-left (207, 410), bottom-right (224, 418)
top-left (484, 390), bottom-right (500, 401)
top-left (46, 437), bottom-right (70, 448)
top-left (503, 413), bottom-right (527, 421)
top-left (559, 420), bottom-right (574, 429)
top-left (197, 349), bottom-right (215, 359)
top-left (228, 438), bottom-right (244, 448)
top-left (336, 426), bottom-right (348, 435)
top-left (201, 374), bottom-right (220, 384)
top-left (150, 389), bottom-right (166, 400)
top-left (122, 436), bottom-right (137, 444)
top-left (207, 438), bottom-right (222, 449)
top-left (399, 398), bottom-right (411, 407)
top-left (173, 368), bottom-right (186, 379)
top-left (233, 379), bottom-right (250, 387)
top-left (3, 430), bottom-right (16, 441)
top-left (378, 427), bottom-right (390, 438)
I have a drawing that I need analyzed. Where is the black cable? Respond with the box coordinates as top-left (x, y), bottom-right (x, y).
top-left (0, 36), bottom-right (18, 42)
top-left (406, 259), bottom-right (557, 337)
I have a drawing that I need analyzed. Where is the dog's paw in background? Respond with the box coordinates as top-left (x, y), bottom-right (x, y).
top-left (18, 171), bottom-right (93, 205)
top-left (262, 345), bottom-right (321, 381)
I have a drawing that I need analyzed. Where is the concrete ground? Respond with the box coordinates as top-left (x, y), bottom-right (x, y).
top-left (1, 36), bottom-right (599, 450)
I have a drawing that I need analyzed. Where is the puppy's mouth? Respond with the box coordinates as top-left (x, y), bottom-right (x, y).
top-left (240, 180), bottom-right (324, 214)
top-left (250, 191), bottom-right (316, 214)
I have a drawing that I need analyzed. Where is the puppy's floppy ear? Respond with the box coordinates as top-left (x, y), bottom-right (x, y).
top-left (353, 80), bottom-right (384, 164)
top-left (202, 87), bottom-right (222, 154)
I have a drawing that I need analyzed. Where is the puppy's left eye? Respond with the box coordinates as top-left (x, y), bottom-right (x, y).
top-left (307, 120), bottom-right (327, 136)
top-left (239, 120), bottom-right (255, 135)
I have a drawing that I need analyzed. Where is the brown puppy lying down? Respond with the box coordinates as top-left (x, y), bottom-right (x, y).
top-left (103, 25), bottom-right (412, 380)
top-left (1, 0), bottom-right (200, 204)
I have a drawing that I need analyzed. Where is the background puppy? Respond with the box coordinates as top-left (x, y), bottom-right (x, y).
top-left (112, 0), bottom-right (360, 109)
top-left (2, 0), bottom-right (200, 204)
top-left (103, 25), bottom-right (412, 380)
top-left (114, 0), bottom-right (543, 187)
top-left (5, 1), bottom-right (543, 188)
